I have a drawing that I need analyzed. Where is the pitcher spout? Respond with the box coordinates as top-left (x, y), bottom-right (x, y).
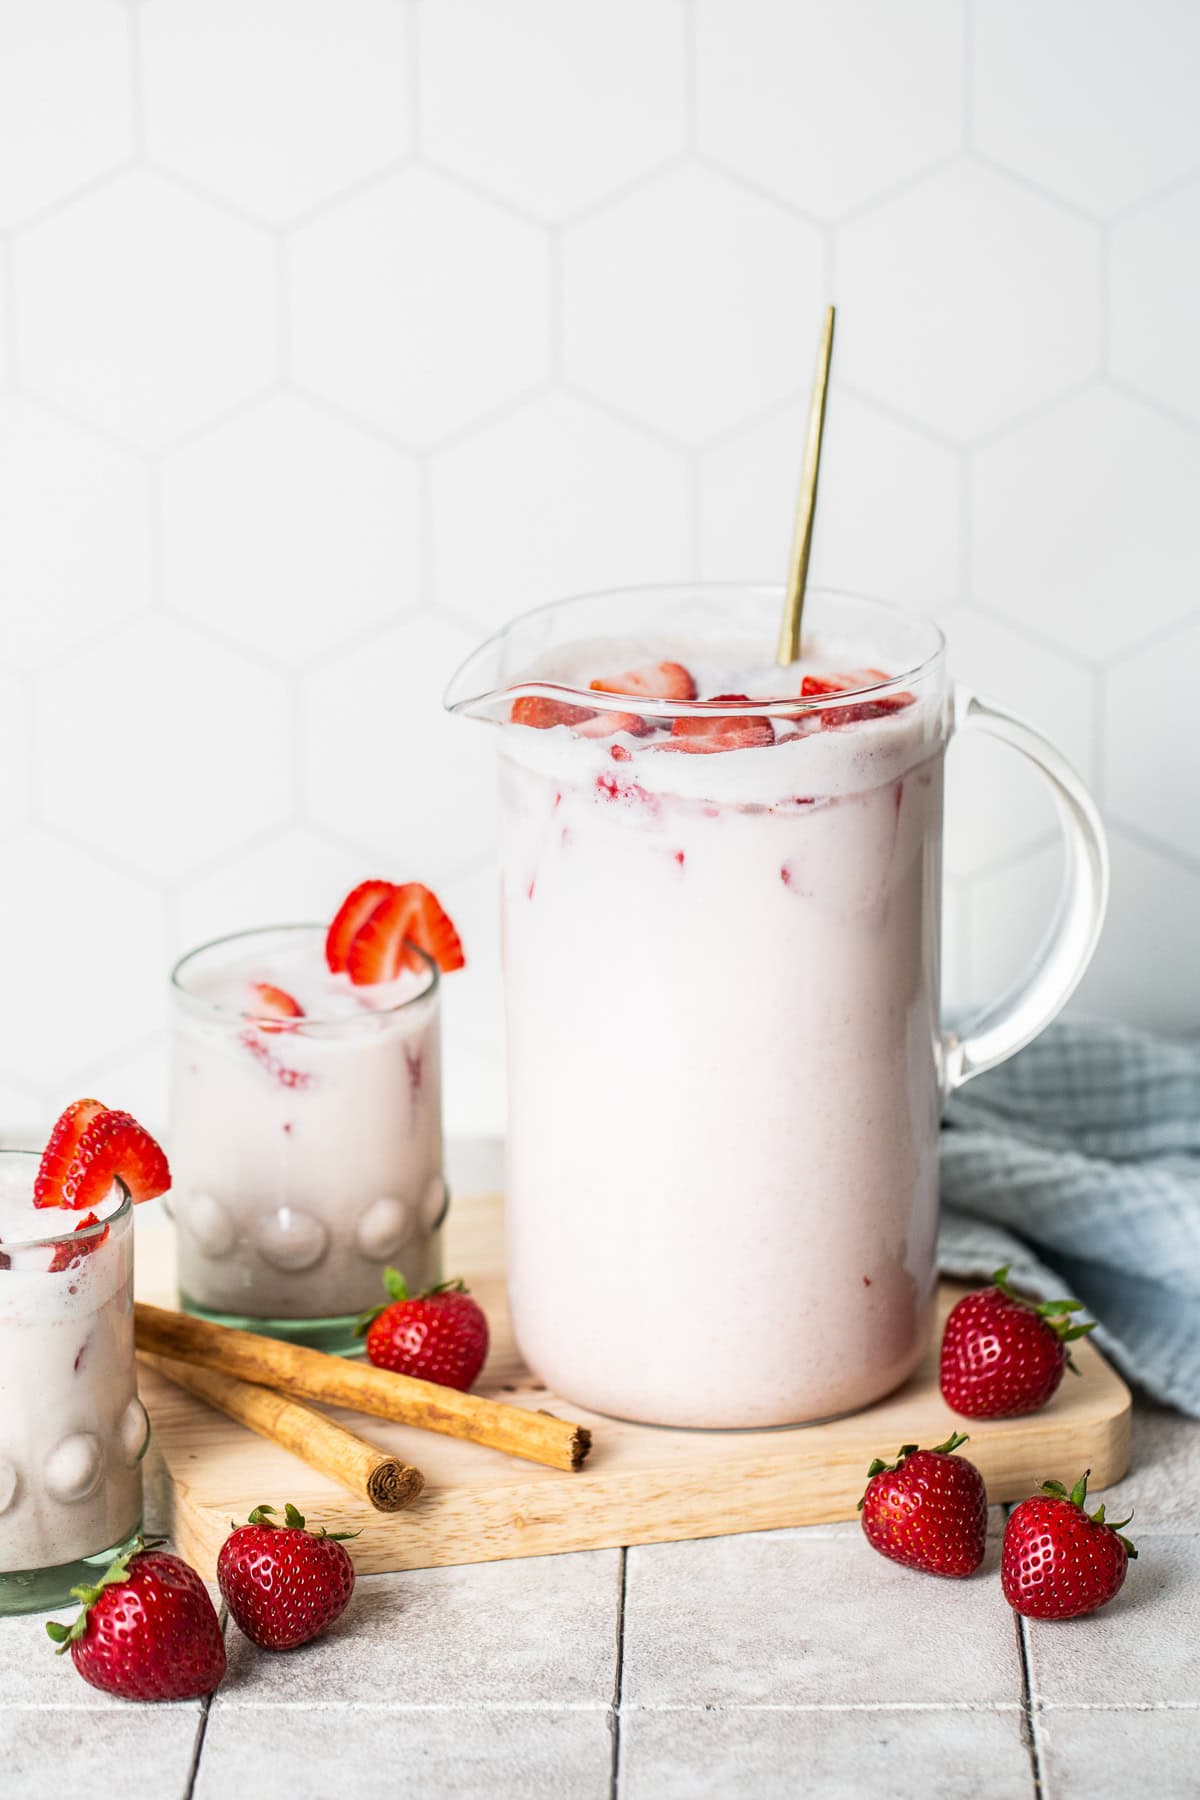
top-left (443, 601), bottom-right (591, 726)
top-left (442, 626), bottom-right (514, 725)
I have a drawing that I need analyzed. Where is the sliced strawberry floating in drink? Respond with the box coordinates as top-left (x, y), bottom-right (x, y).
top-left (510, 695), bottom-right (594, 730)
top-left (346, 882), bottom-right (465, 983)
top-left (573, 707), bottom-right (648, 739)
top-left (248, 982), bottom-right (304, 1033)
top-left (34, 1101), bottom-right (171, 1211)
top-left (590, 661), bottom-right (697, 702)
top-left (799, 668), bottom-right (916, 729)
top-left (664, 695), bottom-right (775, 754)
top-left (325, 879), bottom-right (398, 974)
top-left (821, 694), bottom-right (915, 729)
top-left (49, 1211), bottom-right (111, 1272)
top-left (800, 670), bottom-right (873, 697)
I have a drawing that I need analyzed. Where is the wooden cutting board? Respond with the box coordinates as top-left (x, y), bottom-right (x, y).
top-left (136, 1194), bottom-right (1132, 1578)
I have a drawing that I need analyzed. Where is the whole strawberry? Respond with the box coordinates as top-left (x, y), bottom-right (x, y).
top-left (218, 1503), bottom-right (356, 1651)
top-left (47, 1540), bottom-right (225, 1701)
top-left (940, 1265), bottom-right (1096, 1419)
top-left (859, 1431), bottom-right (988, 1577)
top-left (1002, 1470), bottom-right (1136, 1620)
top-left (357, 1269), bottom-right (489, 1390)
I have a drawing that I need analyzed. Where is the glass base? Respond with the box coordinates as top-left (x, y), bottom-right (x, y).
top-left (179, 1292), bottom-right (366, 1357)
top-left (0, 1521), bottom-right (142, 1617)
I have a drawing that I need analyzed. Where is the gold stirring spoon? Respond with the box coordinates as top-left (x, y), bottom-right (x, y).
top-left (776, 303), bottom-right (836, 667)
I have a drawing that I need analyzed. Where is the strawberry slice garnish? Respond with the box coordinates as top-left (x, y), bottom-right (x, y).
top-left (510, 695), bottom-right (594, 730)
top-left (33, 1099), bottom-right (107, 1210)
top-left (34, 1102), bottom-right (171, 1211)
top-left (346, 882), bottom-right (465, 984)
top-left (590, 661), bottom-right (697, 702)
top-left (49, 1212), bottom-right (110, 1272)
top-left (248, 982), bottom-right (304, 1033)
top-left (325, 879), bottom-right (398, 973)
top-left (665, 695), bottom-right (774, 754)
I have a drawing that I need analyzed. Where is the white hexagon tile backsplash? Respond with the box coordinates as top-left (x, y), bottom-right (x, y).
top-left (0, 0), bottom-right (1197, 1142)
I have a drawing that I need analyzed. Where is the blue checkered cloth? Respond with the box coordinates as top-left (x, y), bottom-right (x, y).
top-left (937, 1017), bottom-right (1200, 1417)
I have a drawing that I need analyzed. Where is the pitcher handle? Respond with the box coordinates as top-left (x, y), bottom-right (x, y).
top-left (942, 686), bottom-right (1109, 1093)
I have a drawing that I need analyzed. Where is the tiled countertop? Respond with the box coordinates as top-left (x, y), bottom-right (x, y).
top-left (3, 1399), bottom-right (1197, 1799)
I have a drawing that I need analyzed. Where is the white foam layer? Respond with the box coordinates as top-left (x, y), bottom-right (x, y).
top-left (184, 939), bottom-right (431, 1025)
top-left (0, 1170), bottom-right (126, 1292)
top-left (504, 633), bottom-right (945, 804)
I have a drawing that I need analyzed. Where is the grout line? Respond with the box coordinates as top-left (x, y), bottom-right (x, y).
top-left (125, 1), bottom-right (147, 158)
top-left (415, 450), bottom-right (435, 613)
top-left (1097, 222), bottom-right (1112, 377)
top-left (961, 0), bottom-right (975, 151)
top-left (0, 235), bottom-right (17, 382)
top-left (681, 0), bottom-right (698, 153)
top-left (182, 1607), bottom-right (226, 1800)
top-left (173, 1698), bottom-right (1030, 1716)
top-left (183, 1692), bottom-right (213, 1799)
top-left (956, 447), bottom-right (973, 606)
top-left (547, 228), bottom-right (565, 381)
top-left (147, 458), bottom-right (167, 610)
top-left (275, 238), bottom-right (293, 383)
top-left (1091, 666), bottom-right (1106, 804)
top-left (4, 1696), bottom-right (1196, 1717)
top-left (608, 1547), bottom-right (628, 1800)
top-left (404, 0), bottom-right (423, 157)
top-left (1014, 1604), bottom-right (1045, 1799)
top-left (686, 450), bottom-right (704, 581)
top-left (1105, 818), bottom-right (1200, 879)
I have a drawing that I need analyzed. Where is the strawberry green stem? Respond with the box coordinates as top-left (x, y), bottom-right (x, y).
top-left (45, 1535), bottom-right (162, 1654)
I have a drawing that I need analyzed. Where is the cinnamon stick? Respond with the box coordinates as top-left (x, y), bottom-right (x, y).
top-left (141, 1351), bottom-right (425, 1512)
top-left (135, 1303), bottom-right (592, 1473)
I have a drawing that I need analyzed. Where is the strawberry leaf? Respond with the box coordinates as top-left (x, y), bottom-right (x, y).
top-left (383, 1267), bottom-right (409, 1304)
top-left (46, 1536), bottom-right (146, 1655)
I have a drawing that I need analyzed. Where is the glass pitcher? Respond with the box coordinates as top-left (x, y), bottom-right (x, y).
top-left (445, 584), bottom-right (1107, 1429)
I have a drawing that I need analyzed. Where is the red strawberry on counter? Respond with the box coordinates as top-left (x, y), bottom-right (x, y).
top-left (34, 1100), bottom-right (171, 1211)
top-left (940, 1266), bottom-right (1096, 1419)
top-left (218, 1503), bottom-right (357, 1651)
top-left (47, 1540), bottom-right (226, 1701)
top-left (1002, 1471), bottom-right (1136, 1620)
top-left (858, 1431), bottom-right (988, 1578)
top-left (357, 1269), bottom-right (489, 1391)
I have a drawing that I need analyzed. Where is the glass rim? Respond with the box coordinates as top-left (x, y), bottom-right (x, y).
top-left (445, 580), bottom-right (947, 720)
top-left (0, 1149), bottom-right (132, 1254)
top-left (170, 922), bottom-right (441, 1029)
